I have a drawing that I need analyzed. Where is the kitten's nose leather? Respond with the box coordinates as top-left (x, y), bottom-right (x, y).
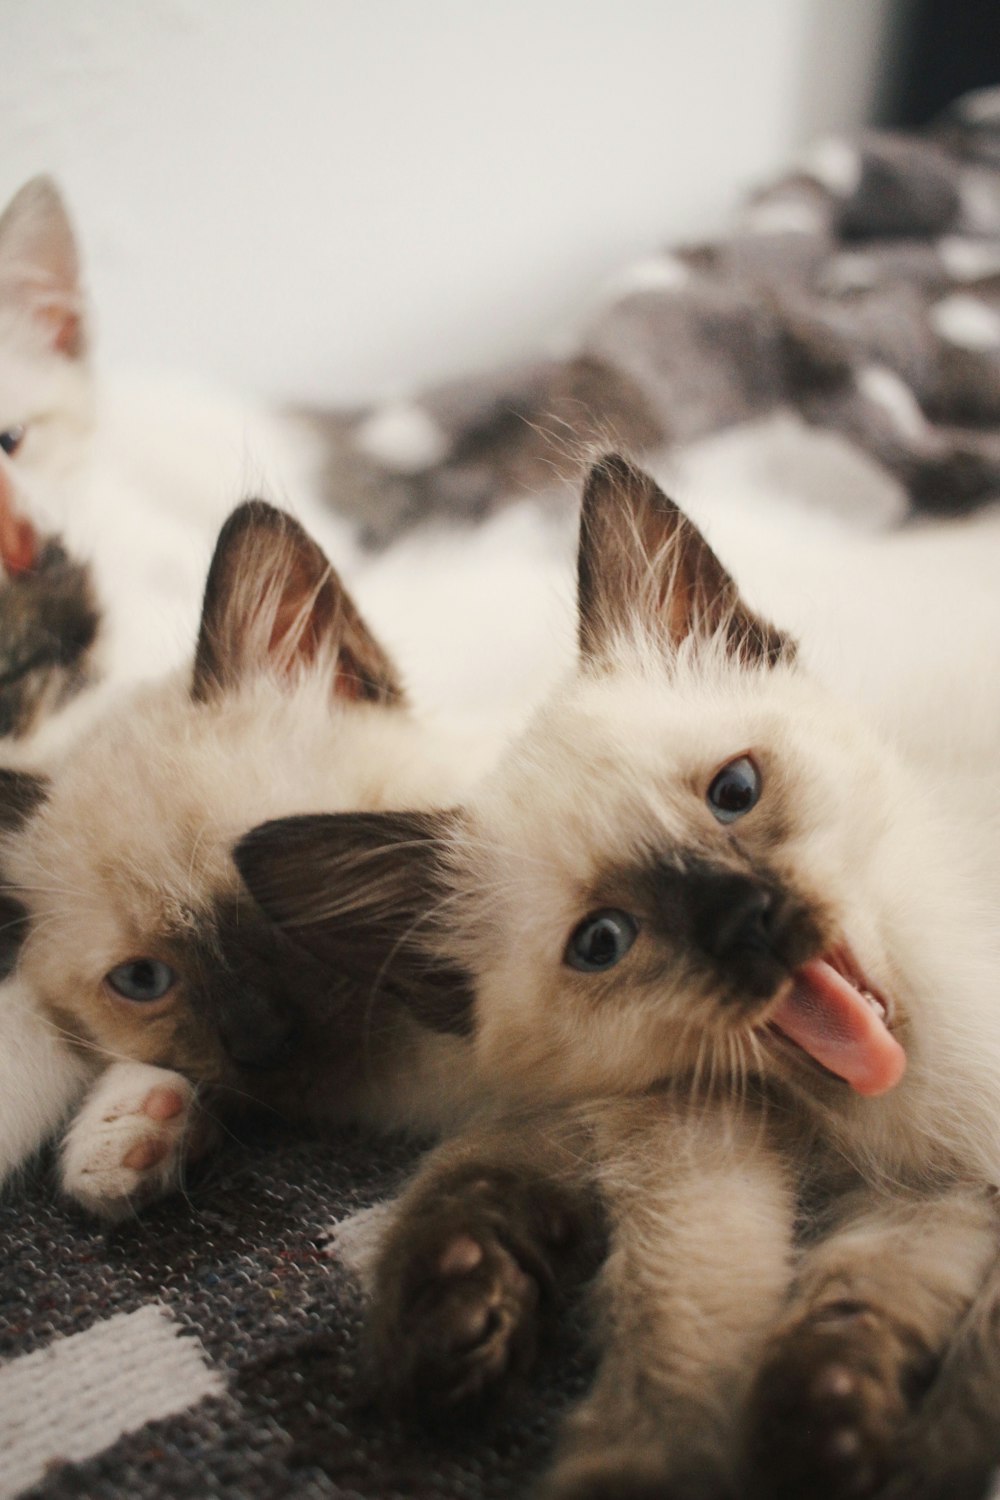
top-left (690, 872), bottom-right (775, 968)
top-left (705, 880), bottom-right (773, 959)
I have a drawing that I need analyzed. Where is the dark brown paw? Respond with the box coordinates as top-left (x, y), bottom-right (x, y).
top-left (416, 1227), bottom-right (540, 1404)
top-left (747, 1302), bottom-right (928, 1500)
top-left (367, 1186), bottom-right (563, 1414)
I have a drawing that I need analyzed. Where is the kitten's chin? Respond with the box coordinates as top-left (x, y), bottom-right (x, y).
top-left (762, 946), bottom-right (907, 1098)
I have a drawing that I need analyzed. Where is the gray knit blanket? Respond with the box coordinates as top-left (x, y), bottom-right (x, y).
top-left (313, 88), bottom-right (1000, 548)
top-left (1, 1125), bottom-right (590, 1498)
top-left (5, 92), bottom-right (1000, 1500)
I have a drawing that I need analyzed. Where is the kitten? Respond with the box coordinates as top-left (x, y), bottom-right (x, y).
top-left (0, 499), bottom-right (491, 1220)
top-left (239, 457), bottom-right (1000, 1500)
top-left (0, 177), bottom-right (104, 740)
top-left (0, 174), bottom-right (351, 716)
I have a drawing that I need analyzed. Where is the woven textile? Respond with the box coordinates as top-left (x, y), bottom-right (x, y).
top-left (0, 1126), bottom-right (589, 1498)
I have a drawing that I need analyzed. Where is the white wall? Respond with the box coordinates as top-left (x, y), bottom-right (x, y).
top-left (4, 1), bottom-right (894, 405)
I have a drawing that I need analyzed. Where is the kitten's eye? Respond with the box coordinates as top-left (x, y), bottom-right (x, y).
top-left (565, 909), bottom-right (638, 973)
top-left (106, 959), bottom-right (176, 1003)
top-left (707, 755), bottom-right (761, 824)
top-left (0, 426), bottom-right (25, 458)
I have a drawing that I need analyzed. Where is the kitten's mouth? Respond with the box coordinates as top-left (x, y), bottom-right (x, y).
top-left (763, 945), bottom-right (906, 1097)
top-left (0, 487), bottom-right (37, 577)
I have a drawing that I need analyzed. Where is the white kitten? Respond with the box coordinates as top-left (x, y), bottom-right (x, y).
top-left (0, 175), bottom-right (354, 714)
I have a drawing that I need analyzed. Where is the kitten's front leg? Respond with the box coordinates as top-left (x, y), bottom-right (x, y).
top-left (746, 1186), bottom-right (998, 1500)
top-left (0, 974), bottom-right (89, 1190)
top-left (367, 1107), bottom-right (600, 1414)
top-left (544, 1098), bottom-right (795, 1500)
top-left (60, 1061), bottom-right (213, 1219)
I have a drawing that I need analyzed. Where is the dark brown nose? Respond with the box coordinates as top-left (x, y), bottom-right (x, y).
top-left (649, 855), bottom-right (820, 1002)
top-left (682, 868), bottom-right (786, 999)
top-left (695, 876), bottom-right (775, 964)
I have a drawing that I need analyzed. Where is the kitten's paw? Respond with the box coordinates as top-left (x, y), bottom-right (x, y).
top-left (370, 1217), bottom-right (541, 1411)
top-left (60, 1062), bottom-right (206, 1219)
top-left (368, 1159), bottom-right (592, 1416)
top-left (747, 1301), bottom-right (929, 1500)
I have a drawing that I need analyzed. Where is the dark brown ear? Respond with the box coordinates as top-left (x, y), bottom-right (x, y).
top-left (0, 768), bottom-right (49, 830)
top-left (577, 455), bottom-right (795, 668)
top-left (192, 501), bottom-right (404, 705)
top-left (0, 177), bottom-right (86, 358)
top-left (234, 810), bottom-right (473, 1035)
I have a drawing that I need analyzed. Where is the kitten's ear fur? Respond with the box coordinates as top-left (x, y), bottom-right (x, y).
top-left (577, 454), bottom-right (795, 668)
top-left (234, 810), bottom-right (474, 1036)
top-left (0, 177), bottom-right (86, 358)
top-left (0, 768), bottom-right (49, 977)
top-left (192, 501), bottom-right (404, 706)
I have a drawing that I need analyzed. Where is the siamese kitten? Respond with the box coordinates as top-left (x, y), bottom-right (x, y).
top-left (239, 457), bottom-right (1000, 1500)
top-left (0, 500), bottom-right (489, 1220)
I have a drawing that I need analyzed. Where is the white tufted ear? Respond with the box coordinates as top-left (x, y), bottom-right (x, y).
top-left (0, 177), bottom-right (86, 358)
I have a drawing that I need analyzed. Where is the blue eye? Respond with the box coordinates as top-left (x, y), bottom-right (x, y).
top-left (0, 426), bottom-right (25, 458)
top-left (106, 959), bottom-right (176, 1003)
top-left (565, 909), bottom-right (638, 973)
top-left (707, 755), bottom-right (761, 824)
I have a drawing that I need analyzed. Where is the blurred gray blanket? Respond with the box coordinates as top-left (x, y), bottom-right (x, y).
top-left (315, 88), bottom-right (1000, 547)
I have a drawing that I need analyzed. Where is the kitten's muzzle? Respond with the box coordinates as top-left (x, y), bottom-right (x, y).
top-left (662, 863), bottom-right (820, 1004)
top-left (217, 985), bottom-right (300, 1070)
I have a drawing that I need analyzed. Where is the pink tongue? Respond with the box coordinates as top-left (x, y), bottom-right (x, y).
top-left (769, 959), bottom-right (906, 1097)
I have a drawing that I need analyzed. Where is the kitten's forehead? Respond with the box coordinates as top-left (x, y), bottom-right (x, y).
top-left (461, 659), bottom-right (866, 944)
top-left (480, 667), bottom-right (785, 841)
top-left (14, 669), bottom-right (422, 924)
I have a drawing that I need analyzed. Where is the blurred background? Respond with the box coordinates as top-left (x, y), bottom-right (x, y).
top-left (4, 0), bottom-right (998, 404)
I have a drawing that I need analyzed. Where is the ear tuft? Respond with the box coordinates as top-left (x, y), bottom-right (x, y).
top-left (577, 454), bottom-right (795, 669)
top-left (234, 810), bottom-right (474, 1036)
top-left (192, 500), bottom-right (404, 706)
top-left (0, 176), bottom-right (86, 358)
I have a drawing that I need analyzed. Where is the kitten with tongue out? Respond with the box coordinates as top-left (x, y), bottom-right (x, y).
top-left (243, 454), bottom-right (1000, 1500)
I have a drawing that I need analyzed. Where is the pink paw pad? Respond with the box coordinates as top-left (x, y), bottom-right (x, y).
top-left (142, 1085), bottom-right (186, 1122)
top-left (122, 1137), bottom-right (168, 1172)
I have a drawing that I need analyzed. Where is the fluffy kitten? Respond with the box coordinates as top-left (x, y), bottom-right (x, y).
top-left (240, 457), bottom-right (1000, 1499)
top-left (0, 174), bottom-right (350, 730)
top-left (0, 178), bottom-right (104, 739)
top-left (0, 499), bottom-right (491, 1219)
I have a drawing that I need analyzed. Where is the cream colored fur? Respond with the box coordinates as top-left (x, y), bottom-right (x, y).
top-left (2, 671), bottom-right (492, 1212)
top-left (459, 639), bottom-right (1000, 1190)
top-left (362, 458), bottom-right (1000, 1498)
top-left (0, 500), bottom-right (502, 1218)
